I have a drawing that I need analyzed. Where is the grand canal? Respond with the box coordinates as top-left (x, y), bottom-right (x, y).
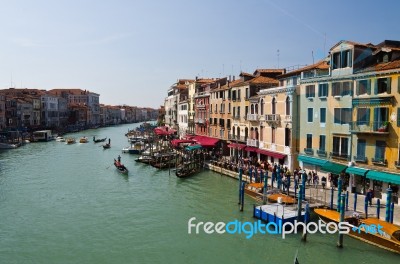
top-left (0, 123), bottom-right (398, 263)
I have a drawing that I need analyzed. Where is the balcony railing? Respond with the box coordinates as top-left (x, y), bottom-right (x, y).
top-left (265, 114), bottom-right (281, 126)
top-left (317, 149), bottom-right (327, 157)
top-left (228, 134), bottom-right (246, 142)
top-left (195, 118), bottom-right (205, 124)
top-left (247, 114), bottom-right (259, 121)
top-left (304, 148), bottom-right (314, 155)
top-left (283, 115), bottom-right (292, 123)
top-left (246, 139), bottom-right (259, 147)
top-left (330, 152), bottom-right (350, 161)
top-left (371, 157), bottom-right (387, 166)
top-left (354, 155), bottom-right (368, 163)
top-left (196, 104), bottom-right (206, 109)
top-left (233, 115), bottom-right (240, 120)
top-left (349, 121), bottom-right (390, 134)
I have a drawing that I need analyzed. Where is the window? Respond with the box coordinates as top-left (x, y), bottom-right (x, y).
top-left (272, 127), bottom-right (276, 143)
top-left (373, 107), bottom-right (388, 130)
top-left (285, 128), bottom-right (290, 147)
top-left (245, 106), bottom-right (249, 116)
top-left (356, 139), bottom-right (366, 160)
top-left (397, 108), bottom-right (400, 127)
top-left (320, 108), bottom-right (326, 123)
top-left (308, 108), bottom-right (313, 122)
top-left (332, 136), bottom-right (349, 158)
top-left (233, 107), bottom-right (235, 117)
top-left (332, 49), bottom-right (352, 69)
top-left (306, 85), bottom-right (315, 98)
top-left (375, 141), bottom-right (386, 162)
top-left (285, 97), bottom-right (290, 115)
top-left (261, 99), bottom-right (264, 115)
top-left (272, 98), bottom-right (276, 114)
top-left (332, 82), bottom-right (353, 96)
top-left (306, 134), bottom-right (312, 149)
top-left (357, 79), bottom-right (370, 95)
top-left (318, 83), bottom-right (328, 97)
top-left (228, 103), bottom-right (231, 113)
top-left (376, 78), bottom-right (391, 94)
top-left (357, 108), bottom-right (370, 125)
top-left (319, 135), bottom-right (326, 151)
top-left (237, 90), bottom-right (241, 101)
top-left (245, 88), bottom-right (249, 99)
top-left (334, 108), bottom-right (351, 124)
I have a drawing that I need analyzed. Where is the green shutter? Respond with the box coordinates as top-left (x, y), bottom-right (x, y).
top-left (367, 79), bottom-right (371, 95)
top-left (398, 76), bottom-right (400, 93)
top-left (366, 108), bottom-right (370, 125)
top-left (387, 77), bottom-right (392, 94)
top-left (349, 50), bottom-right (353, 67)
top-left (397, 108), bottom-right (400, 127)
top-left (374, 79), bottom-right (378, 95)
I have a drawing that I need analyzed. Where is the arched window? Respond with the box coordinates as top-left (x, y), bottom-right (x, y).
top-left (237, 127), bottom-right (241, 139)
top-left (251, 104), bottom-right (254, 114)
top-left (272, 98), bottom-right (276, 115)
top-left (286, 96), bottom-right (291, 115)
top-left (260, 99), bottom-right (264, 115)
top-left (255, 104), bottom-right (258, 114)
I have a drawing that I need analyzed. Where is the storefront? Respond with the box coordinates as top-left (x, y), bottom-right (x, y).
top-left (365, 170), bottom-right (400, 204)
top-left (345, 166), bottom-right (369, 194)
top-left (297, 155), bottom-right (329, 182)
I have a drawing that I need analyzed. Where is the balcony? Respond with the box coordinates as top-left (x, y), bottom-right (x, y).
top-left (246, 139), bottom-right (259, 147)
top-left (196, 104), bottom-right (206, 109)
top-left (195, 118), bottom-right (205, 124)
top-left (349, 121), bottom-right (390, 135)
top-left (371, 157), bottom-right (387, 166)
top-left (304, 148), bottom-right (314, 155)
top-left (354, 155), bottom-right (368, 163)
top-left (330, 152), bottom-right (350, 161)
top-left (247, 114), bottom-right (259, 122)
top-left (233, 115), bottom-right (240, 120)
top-left (317, 149), bottom-right (327, 157)
top-left (228, 134), bottom-right (246, 142)
top-left (283, 115), bottom-right (292, 123)
top-left (265, 114), bottom-right (280, 126)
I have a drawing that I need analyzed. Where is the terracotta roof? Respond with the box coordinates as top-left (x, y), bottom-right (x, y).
top-left (48, 89), bottom-right (98, 96)
top-left (355, 59), bottom-right (400, 73)
top-left (253, 69), bottom-right (285, 75)
top-left (330, 40), bottom-right (375, 51)
top-left (239, 72), bottom-right (255, 78)
top-left (248, 76), bottom-right (279, 85)
top-left (278, 60), bottom-right (329, 78)
top-left (196, 78), bottom-right (215, 84)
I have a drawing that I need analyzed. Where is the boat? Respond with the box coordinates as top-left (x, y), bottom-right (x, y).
top-left (55, 136), bottom-right (65, 142)
top-left (114, 159), bottom-right (128, 174)
top-left (32, 130), bottom-right (54, 142)
top-left (268, 193), bottom-right (297, 204)
top-left (0, 142), bottom-right (21, 149)
top-left (79, 137), bottom-right (89, 143)
top-left (93, 136), bottom-right (107, 143)
top-left (66, 138), bottom-right (76, 144)
top-left (314, 208), bottom-right (400, 254)
top-left (175, 161), bottom-right (202, 178)
top-left (150, 152), bottom-right (176, 169)
top-left (103, 143), bottom-right (111, 149)
top-left (135, 154), bottom-right (154, 164)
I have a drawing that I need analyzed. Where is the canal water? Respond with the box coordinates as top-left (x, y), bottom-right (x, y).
top-left (0, 123), bottom-right (398, 264)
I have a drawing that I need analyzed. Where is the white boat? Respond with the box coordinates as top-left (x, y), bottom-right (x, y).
top-left (0, 142), bottom-right (21, 149)
top-left (56, 136), bottom-right (65, 142)
top-left (79, 137), bottom-right (89, 143)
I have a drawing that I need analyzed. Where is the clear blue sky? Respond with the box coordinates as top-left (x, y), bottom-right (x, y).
top-left (0, 0), bottom-right (399, 108)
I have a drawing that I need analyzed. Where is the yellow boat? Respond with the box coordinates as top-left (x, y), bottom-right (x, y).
top-left (79, 137), bottom-right (89, 143)
top-left (66, 138), bottom-right (76, 144)
top-left (314, 208), bottom-right (400, 254)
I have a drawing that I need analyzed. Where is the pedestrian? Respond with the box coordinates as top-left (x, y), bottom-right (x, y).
top-left (367, 189), bottom-right (374, 206)
top-left (321, 176), bottom-right (327, 189)
top-left (307, 172), bottom-right (312, 185)
top-left (313, 173), bottom-right (319, 188)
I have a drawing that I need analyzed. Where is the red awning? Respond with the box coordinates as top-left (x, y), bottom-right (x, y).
top-left (256, 149), bottom-right (286, 159)
top-left (193, 135), bottom-right (219, 148)
top-left (245, 146), bottom-right (258, 152)
top-left (227, 143), bottom-right (247, 150)
top-left (171, 139), bottom-right (195, 147)
top-left (154, 126), bottom-right (176, 136)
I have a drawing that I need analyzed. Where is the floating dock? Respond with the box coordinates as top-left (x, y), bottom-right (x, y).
top-left (254, 204), bottom-right (306, 225)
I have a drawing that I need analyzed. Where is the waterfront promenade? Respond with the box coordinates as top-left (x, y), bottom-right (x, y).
top-left (206, 163), bottom-right (400, 225)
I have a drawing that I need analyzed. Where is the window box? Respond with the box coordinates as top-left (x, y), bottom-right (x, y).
top-left (304, 148), bottom-right (314, 155)
top-left (317, 149), bottom-right (327, 157)
top-left (354, 155), bottom-right (368, 163)
top-left (371, 158), bottom-right (387, 166)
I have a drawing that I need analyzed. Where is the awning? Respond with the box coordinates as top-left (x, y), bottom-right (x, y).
top-left (321, 162), bottom-right (348, 174)
top-left (185, 145), bottom-right (202, 151)
top-left (193, 135), bottom-right (219, 148)
top-left (171, 139), bottom-right (195, 147)
top-left (256, 149), bottom-right (286, 159)
top-left (227, 143), bottom-right (247, 150)
top-left (298, 155), bottom-right (327, 166)
top-left (366, 170), bottom-right (400, 185)
top-left (245, 147), bottom-right (258, 152)
top-left (346, 167), bottom-right (369, 176)
top-left (154, 126), bottom-right (176, 135)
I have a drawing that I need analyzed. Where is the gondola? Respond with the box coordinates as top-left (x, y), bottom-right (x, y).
top-left (114, 160), bottom-right (128, 174)
top-left (93, 136), bottom-right (107, 143)
top-left (103, 143), bottom-right (111, 149)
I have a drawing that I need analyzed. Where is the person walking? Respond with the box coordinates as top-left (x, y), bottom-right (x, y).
top-left (367, 189), bottom-right (374, 206)
top-left (321, 176), bottom-right (327, 189)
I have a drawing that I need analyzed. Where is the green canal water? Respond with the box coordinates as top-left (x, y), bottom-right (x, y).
top-left (0, 123), bottom-right (399, 264)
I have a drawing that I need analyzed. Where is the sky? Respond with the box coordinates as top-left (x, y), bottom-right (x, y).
top-left (0, 0), bottom-right (399, 108)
